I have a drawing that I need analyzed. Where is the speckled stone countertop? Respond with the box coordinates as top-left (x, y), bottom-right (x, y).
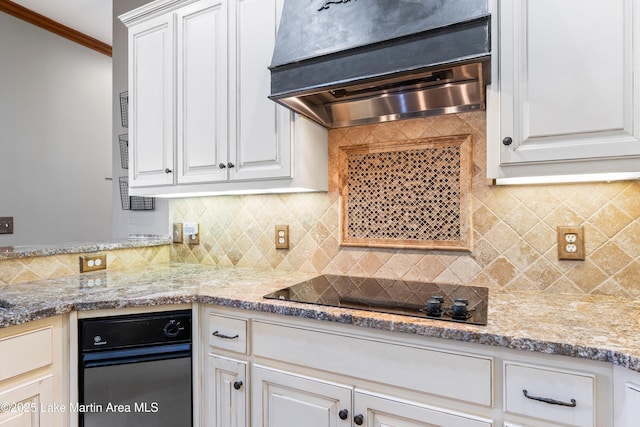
top-left (1, 263), bottom-right (639, 372)
top-left (0, 235), bottom-right (171, 260)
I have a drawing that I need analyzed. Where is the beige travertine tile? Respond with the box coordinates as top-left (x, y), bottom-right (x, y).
top-left (483, 221), bottom-right (520, 253)
top-left (504, 241), bottom-right (540, 271)
top-left (589, 203), bottom-right (633, 238)
top-left (591, 242), bottom-right (633, 276)
top-left (565, 261), bottom-right (608, 294)
top-left (167, 112), bottom-right (640, 298)
top-left (485, 257), bottom-right (518, 287)
top-left (612, 183), bottom-right (640, 218)
top-left (614, 261), bottom-right (640, 299)
top-left (523, 258), bottom-right (562, 290)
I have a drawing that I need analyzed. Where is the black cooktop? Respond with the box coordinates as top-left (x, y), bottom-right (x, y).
top-left (264, 275), bottom-right (488, 326)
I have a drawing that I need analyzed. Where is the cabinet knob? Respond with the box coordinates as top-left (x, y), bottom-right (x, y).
top-left (218, 163), bottom-right (227, 169)
top-left (164, 168), bottom-right (172, 174)
top-left (233, 381), bottom-right (243, 390)
top-left (338, 409), bottom-right (348, 420)
top-left (227, 162), bottom-right (235, 169)
top-left (502, 137), bottom-right (513, 146)
top-left (353, 414), bottom-right (364, 425)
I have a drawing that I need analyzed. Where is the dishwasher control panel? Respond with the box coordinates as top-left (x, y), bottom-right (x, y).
top-left (79, 310), bottom-right (192, 351)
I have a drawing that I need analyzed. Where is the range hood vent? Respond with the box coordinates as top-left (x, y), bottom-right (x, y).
top-left (269, 0), bottom-right (491, 128)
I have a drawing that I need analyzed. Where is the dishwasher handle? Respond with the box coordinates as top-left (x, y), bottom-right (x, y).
top-left (82, 343), bottom-right (191, 368)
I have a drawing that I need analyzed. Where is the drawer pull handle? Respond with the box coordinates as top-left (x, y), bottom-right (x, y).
top-left (212, 331), bottom-right (239, 340)
top-left (523, 389), bottom-right (576, 407)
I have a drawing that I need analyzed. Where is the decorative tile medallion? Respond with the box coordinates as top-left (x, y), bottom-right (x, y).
top-left (338, 134), bottom-right (473, 251)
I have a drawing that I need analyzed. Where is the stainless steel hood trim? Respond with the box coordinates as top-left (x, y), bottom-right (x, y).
top-left (274, 62), bottom-right (488, 128)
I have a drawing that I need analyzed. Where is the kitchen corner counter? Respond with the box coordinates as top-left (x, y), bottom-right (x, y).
top-left (0, 263), bottom-right (639, 373)
top-left (0, 235), bottom-right (171, 260)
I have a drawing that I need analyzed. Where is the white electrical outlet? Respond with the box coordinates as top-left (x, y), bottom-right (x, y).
top-left (565, 233), bottom-right (577, 243)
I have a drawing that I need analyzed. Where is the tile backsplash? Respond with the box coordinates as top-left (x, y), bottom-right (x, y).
top-left (0, 246), bottom-right (170, 286)
top-left (171, 111), bottom-right (640, 298)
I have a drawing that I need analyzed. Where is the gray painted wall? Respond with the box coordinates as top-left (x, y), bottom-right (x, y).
top-left (111, 0), bottom-right (169, 240)
top-left (0, 12), bottom-right (112, 245)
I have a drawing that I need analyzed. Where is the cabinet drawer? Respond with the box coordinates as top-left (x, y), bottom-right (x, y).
top-left (208, 314), bottom-right (248, 354)
top-left (504, 362), bottom-right (595, 427)
top-left (0, 327), bottom-right (53, 381)
top-left (253, 321), bottom-right (492, 406)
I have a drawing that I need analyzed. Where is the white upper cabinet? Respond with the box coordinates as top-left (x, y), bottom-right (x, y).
top-left (120, 0), bottom-right (327, 197)
top-left (487, 0), bottom-right (640, 182)
top-left (228, 0), bottom-right (292, 182)
top-left (127, 13), bottom-right (175, 187)
top-left (176, 0), bottom-right (229, 185)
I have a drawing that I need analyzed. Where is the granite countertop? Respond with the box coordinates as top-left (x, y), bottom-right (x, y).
top-left (0, 235), bottom-right (172, 260)
top-left (0, 263), bottom-right (639, 372)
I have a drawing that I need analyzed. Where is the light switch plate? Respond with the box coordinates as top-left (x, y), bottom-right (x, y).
top-left (173, 223), bottom-right (183, 243)
top-left (557, 226), bottom-right (585, 260)
top-left (0, 217), bottom-right (13, 234)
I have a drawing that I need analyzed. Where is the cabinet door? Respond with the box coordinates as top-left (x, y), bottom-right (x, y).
top-left (176, 0), bottom-right (229, 184)
top-left (354, 390), bottom-right (492, 427)
top-left (128, 14), bottom-right (175, 187)
top-left (623, 383), bottom-right (640, 426)
top-left (251, 365), bottom-right (352, 427)
top-left (490, 0), bottom-right (640, 173)
top-left (0, 376), bottom-right (54, 427)
top-left (206, 355), bottom-right (247, 427)
top-left (228, 0), bottom-right (292, 181)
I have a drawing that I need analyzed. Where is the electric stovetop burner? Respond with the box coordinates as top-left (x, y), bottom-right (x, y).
top-left (264, 274), bottom-right (488, 326)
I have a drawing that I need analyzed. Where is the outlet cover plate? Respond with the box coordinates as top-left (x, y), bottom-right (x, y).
top-left (275, 225), bottom-right (290, 249)
top-left (79, 254), bottom-right (107, 273)
top-left (557, 226), bottom-right (585, 260)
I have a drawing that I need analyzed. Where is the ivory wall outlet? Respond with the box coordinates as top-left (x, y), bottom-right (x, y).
top-left (557, 226), bottom-right (585, 260)
top-left (275, 225), bottom-right (290, 249)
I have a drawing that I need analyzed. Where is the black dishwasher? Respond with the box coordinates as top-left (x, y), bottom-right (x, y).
top-left (78, 310), bottom-right (192, 427)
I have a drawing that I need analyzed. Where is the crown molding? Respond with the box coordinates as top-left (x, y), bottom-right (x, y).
top-left (0, 0), bottom-right (112, 57)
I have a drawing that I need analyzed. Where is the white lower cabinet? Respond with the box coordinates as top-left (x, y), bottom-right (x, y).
top-left (252, 365), bottom-right (351, 427)
top-left (503, 362), bottom-right (595, 427)
top-left (0, 376), bottom-right (54, 427)
top-left (206, 355), bottom-right (247, 427)
top-left (251, 366), bottom-right (490, 427)
top-left (201, 306), bottom-right (617, 427)
top-left (623, 383), bottom-right (640, 425)
top-left (0, 316), bottom-right (67, 427)
top-left (203, 310), bottom-right (250, 427)
top-left (354, 390), bottom-right (492, 427)
top-left (613, 365), bottom-right (640, 427)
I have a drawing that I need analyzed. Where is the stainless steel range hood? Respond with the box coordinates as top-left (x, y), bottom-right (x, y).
top-left (269, 0), bottom-right (491, 128)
